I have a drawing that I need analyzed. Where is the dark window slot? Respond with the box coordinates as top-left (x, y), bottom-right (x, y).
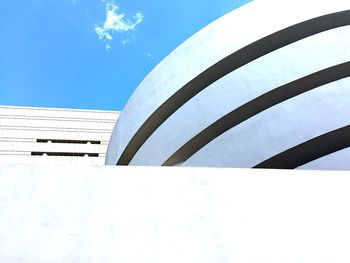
top-left (36, 139), bottom-right (101, 144)
top-left (31, 152), bottom-right (99, 157)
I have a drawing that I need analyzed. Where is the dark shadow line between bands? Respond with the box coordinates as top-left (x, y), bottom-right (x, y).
top-left (254, 125), bottom-right (350, 169)
top-left (117, 10), bottom-right (350, 165)
top-left (163, 62), bottom-right (350, 166)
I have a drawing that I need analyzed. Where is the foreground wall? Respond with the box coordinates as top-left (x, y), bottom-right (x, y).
top-left (1, 165), bottom-right (350, 262)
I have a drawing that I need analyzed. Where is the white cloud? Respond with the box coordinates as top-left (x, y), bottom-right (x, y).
top-left (95, 2), bottom-right (144, 50)
top-left (146, 52), bottom-right (154, 59)
top-left (121, 38), bottom-right (130, 45)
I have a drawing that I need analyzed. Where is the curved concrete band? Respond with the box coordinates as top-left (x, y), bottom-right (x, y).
top-left (182, 77), bottom-right (350, 167)
top-left (298, 147), bottom-right (350, 171)
top-left (106, 0), bottom-right (350, 169)
top-left (254, 125), bottom-right (350, 169)
top-left (132, 24), bottom-right (350, 166)
top-left (163, 61), bottom-right (350, 166)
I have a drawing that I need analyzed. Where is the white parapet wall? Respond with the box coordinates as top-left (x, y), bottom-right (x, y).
top-left (1, 165), bottom-right (350, 262)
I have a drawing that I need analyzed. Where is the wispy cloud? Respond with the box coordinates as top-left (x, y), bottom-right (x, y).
top-left (95, 2), bottom-right (144, 51)
top-left (146, 52), bottom-right (155, 59)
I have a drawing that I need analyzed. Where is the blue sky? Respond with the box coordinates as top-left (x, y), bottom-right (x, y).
top-left (0, 0), bottom-right (250, 110)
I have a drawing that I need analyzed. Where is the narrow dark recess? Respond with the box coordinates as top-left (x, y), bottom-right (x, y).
top-left (31, 152), bottom-right (99, 157)
top-left (37, 139), bottom-right (101, 144)
top-left (254, 125), bottom-right (350, 169)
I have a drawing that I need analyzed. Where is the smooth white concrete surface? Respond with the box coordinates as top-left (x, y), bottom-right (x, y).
top-left (107, 0), bottom-right (350, 165)
top-left (0, 106), bottom-right (119, 165)
top-left (1, 165), bottom-right (350, 263)
top-left (298, 147), bottom-right (350, 171)
top-left (184, 77), bottom-right (350, 168)
top-left (131, 26), bottom-right (350, 165)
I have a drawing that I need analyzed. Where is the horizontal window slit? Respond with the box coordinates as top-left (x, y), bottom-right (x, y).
top-left (36, 139), bottom-right (101, 144)
top-left (31, 152), bottom-right (99, 157)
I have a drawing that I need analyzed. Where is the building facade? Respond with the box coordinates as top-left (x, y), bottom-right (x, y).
top-left (1, 1), bottom-right (350, 262)
top-left (0, 106), bottom-right (119, 165)
top-left (106, 0), bottom-right (350, 170)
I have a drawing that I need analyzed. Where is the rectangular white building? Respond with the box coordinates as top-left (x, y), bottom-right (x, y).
top-left (0, 105), bottom-right (119, 165)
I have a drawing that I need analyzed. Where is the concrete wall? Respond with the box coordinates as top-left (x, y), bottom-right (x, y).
top-left (0, 106), bottom-right (119, 165)
top-left (106, 0), bottom-right (350, 169)
top-left (183, 77), bottom-right (350, 168)
top-left (1, 165), bottom-right (350, 263)
top-left (137, 28), bottom-right (350, 167)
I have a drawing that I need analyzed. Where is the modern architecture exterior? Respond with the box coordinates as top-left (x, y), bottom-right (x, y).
top-left (106, 0), bottom-right (350, 170)
top-left (0, 106), bottom-right (119, 165)
top-left (1, 0), bottom-right (350, 262)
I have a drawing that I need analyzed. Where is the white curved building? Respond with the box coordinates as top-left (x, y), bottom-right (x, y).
top-left (106, 0), bottom-right (350, 170)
